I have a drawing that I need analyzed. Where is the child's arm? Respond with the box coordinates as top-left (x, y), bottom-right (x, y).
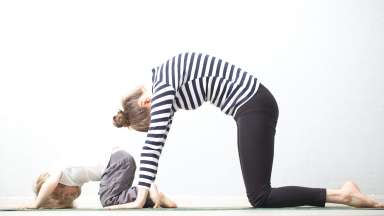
top-left (34, 170), bottom-right (62, 208)
top-left (19, 170), bottom-right (62, 209)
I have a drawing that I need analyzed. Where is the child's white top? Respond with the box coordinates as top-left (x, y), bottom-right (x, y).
top-left (56, 148), bottom-right (118, 187)
top-left (59, 164), bottom-right (105, 186)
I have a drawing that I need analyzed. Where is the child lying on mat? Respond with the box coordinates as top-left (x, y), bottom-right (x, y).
top-left (19, 149), bottom-right (176, 209)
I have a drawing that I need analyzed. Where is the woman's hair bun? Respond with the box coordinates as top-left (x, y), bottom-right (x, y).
top-left (113, 110), bottom-right (130, 128)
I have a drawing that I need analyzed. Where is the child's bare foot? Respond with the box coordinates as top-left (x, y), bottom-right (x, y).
top-left (340, 181), bottom-right (384, 208)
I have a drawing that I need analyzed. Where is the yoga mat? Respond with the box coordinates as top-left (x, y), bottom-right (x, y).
top-left (1, 207), bottom-right (384, 211)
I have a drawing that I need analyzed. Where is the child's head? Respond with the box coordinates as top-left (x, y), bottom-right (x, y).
top-left (34, 172), bottom-right (81, 208)
top-left (113, 86), bottom-right (151, 132)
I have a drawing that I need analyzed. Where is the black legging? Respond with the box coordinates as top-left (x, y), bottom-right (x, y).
top-left (234, 83), bottom-right (326, 208)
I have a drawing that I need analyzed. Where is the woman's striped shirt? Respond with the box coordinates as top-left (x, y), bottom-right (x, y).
top-left (138, 52), bottom-right (260, 188)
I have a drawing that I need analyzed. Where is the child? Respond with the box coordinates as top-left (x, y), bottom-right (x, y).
top-left (19, 149), bottom-right (176, 209)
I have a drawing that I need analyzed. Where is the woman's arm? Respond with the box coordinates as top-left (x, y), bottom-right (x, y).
top-left (18, 170), bottom-right (62, 209)
top-left (137, 84), bottom-right (175, 189)
top-left (106, 85), bottom-right (176, 210)
top-left (149, 183), bottom-right (161, 208)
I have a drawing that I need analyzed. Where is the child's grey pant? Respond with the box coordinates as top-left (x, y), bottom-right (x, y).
top-left (98, 150), bottom-right (154, 207)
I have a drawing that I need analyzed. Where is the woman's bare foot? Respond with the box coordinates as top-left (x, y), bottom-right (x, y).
top-left (340, 181), bottom-right (384, 208)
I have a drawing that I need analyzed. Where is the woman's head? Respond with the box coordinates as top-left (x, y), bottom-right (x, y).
top-left (34, 172), bottom-right (80, 208)
top-left (113, 86), bottom-right (151, 132)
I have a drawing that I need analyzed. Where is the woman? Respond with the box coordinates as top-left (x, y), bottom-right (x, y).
top-left (111, 52), bottom-right (384, 208)
top-left (18, 149), bottom-right (176, 209)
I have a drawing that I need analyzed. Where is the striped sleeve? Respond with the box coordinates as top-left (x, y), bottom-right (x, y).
top-left (137, 83), bottom-right (175, 189)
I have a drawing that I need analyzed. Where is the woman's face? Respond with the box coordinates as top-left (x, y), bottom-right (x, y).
top-left (138, 86), bottom-right (152, 109)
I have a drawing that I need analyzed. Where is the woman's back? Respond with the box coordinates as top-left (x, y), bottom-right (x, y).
top-left (152, 52), bottom-right (260, 116)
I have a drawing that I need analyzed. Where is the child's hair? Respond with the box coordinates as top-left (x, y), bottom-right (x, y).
top-left (34, 172), bottom-right (74, 208)
top-left (113, 86), bottom-right (151, 132)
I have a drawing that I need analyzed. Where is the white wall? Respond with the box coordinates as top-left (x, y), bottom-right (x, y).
top-left (0, 0), bottom-right (383, 199)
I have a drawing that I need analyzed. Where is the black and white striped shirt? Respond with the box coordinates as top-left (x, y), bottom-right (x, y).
top-left (138, 52), bottom-right (260, 188)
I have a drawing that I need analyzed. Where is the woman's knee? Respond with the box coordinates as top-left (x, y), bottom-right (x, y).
top-left (247, 186), bottom-right (271, 208)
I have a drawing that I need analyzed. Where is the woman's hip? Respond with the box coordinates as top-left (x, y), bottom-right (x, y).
top-left (234, 83), bottom-right (279, 123)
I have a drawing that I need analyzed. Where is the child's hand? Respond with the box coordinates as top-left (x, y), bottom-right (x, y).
top-left (16, 201), bottom-right (37, 209)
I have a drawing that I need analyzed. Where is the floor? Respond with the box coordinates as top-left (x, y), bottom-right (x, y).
top-left (2, 207), bottom-right (384, 216)
top-left (1, 196), bottom-right (383, 216)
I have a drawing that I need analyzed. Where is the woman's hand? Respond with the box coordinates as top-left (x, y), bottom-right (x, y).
top-left (149, 184), bottom-right (161, 208)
